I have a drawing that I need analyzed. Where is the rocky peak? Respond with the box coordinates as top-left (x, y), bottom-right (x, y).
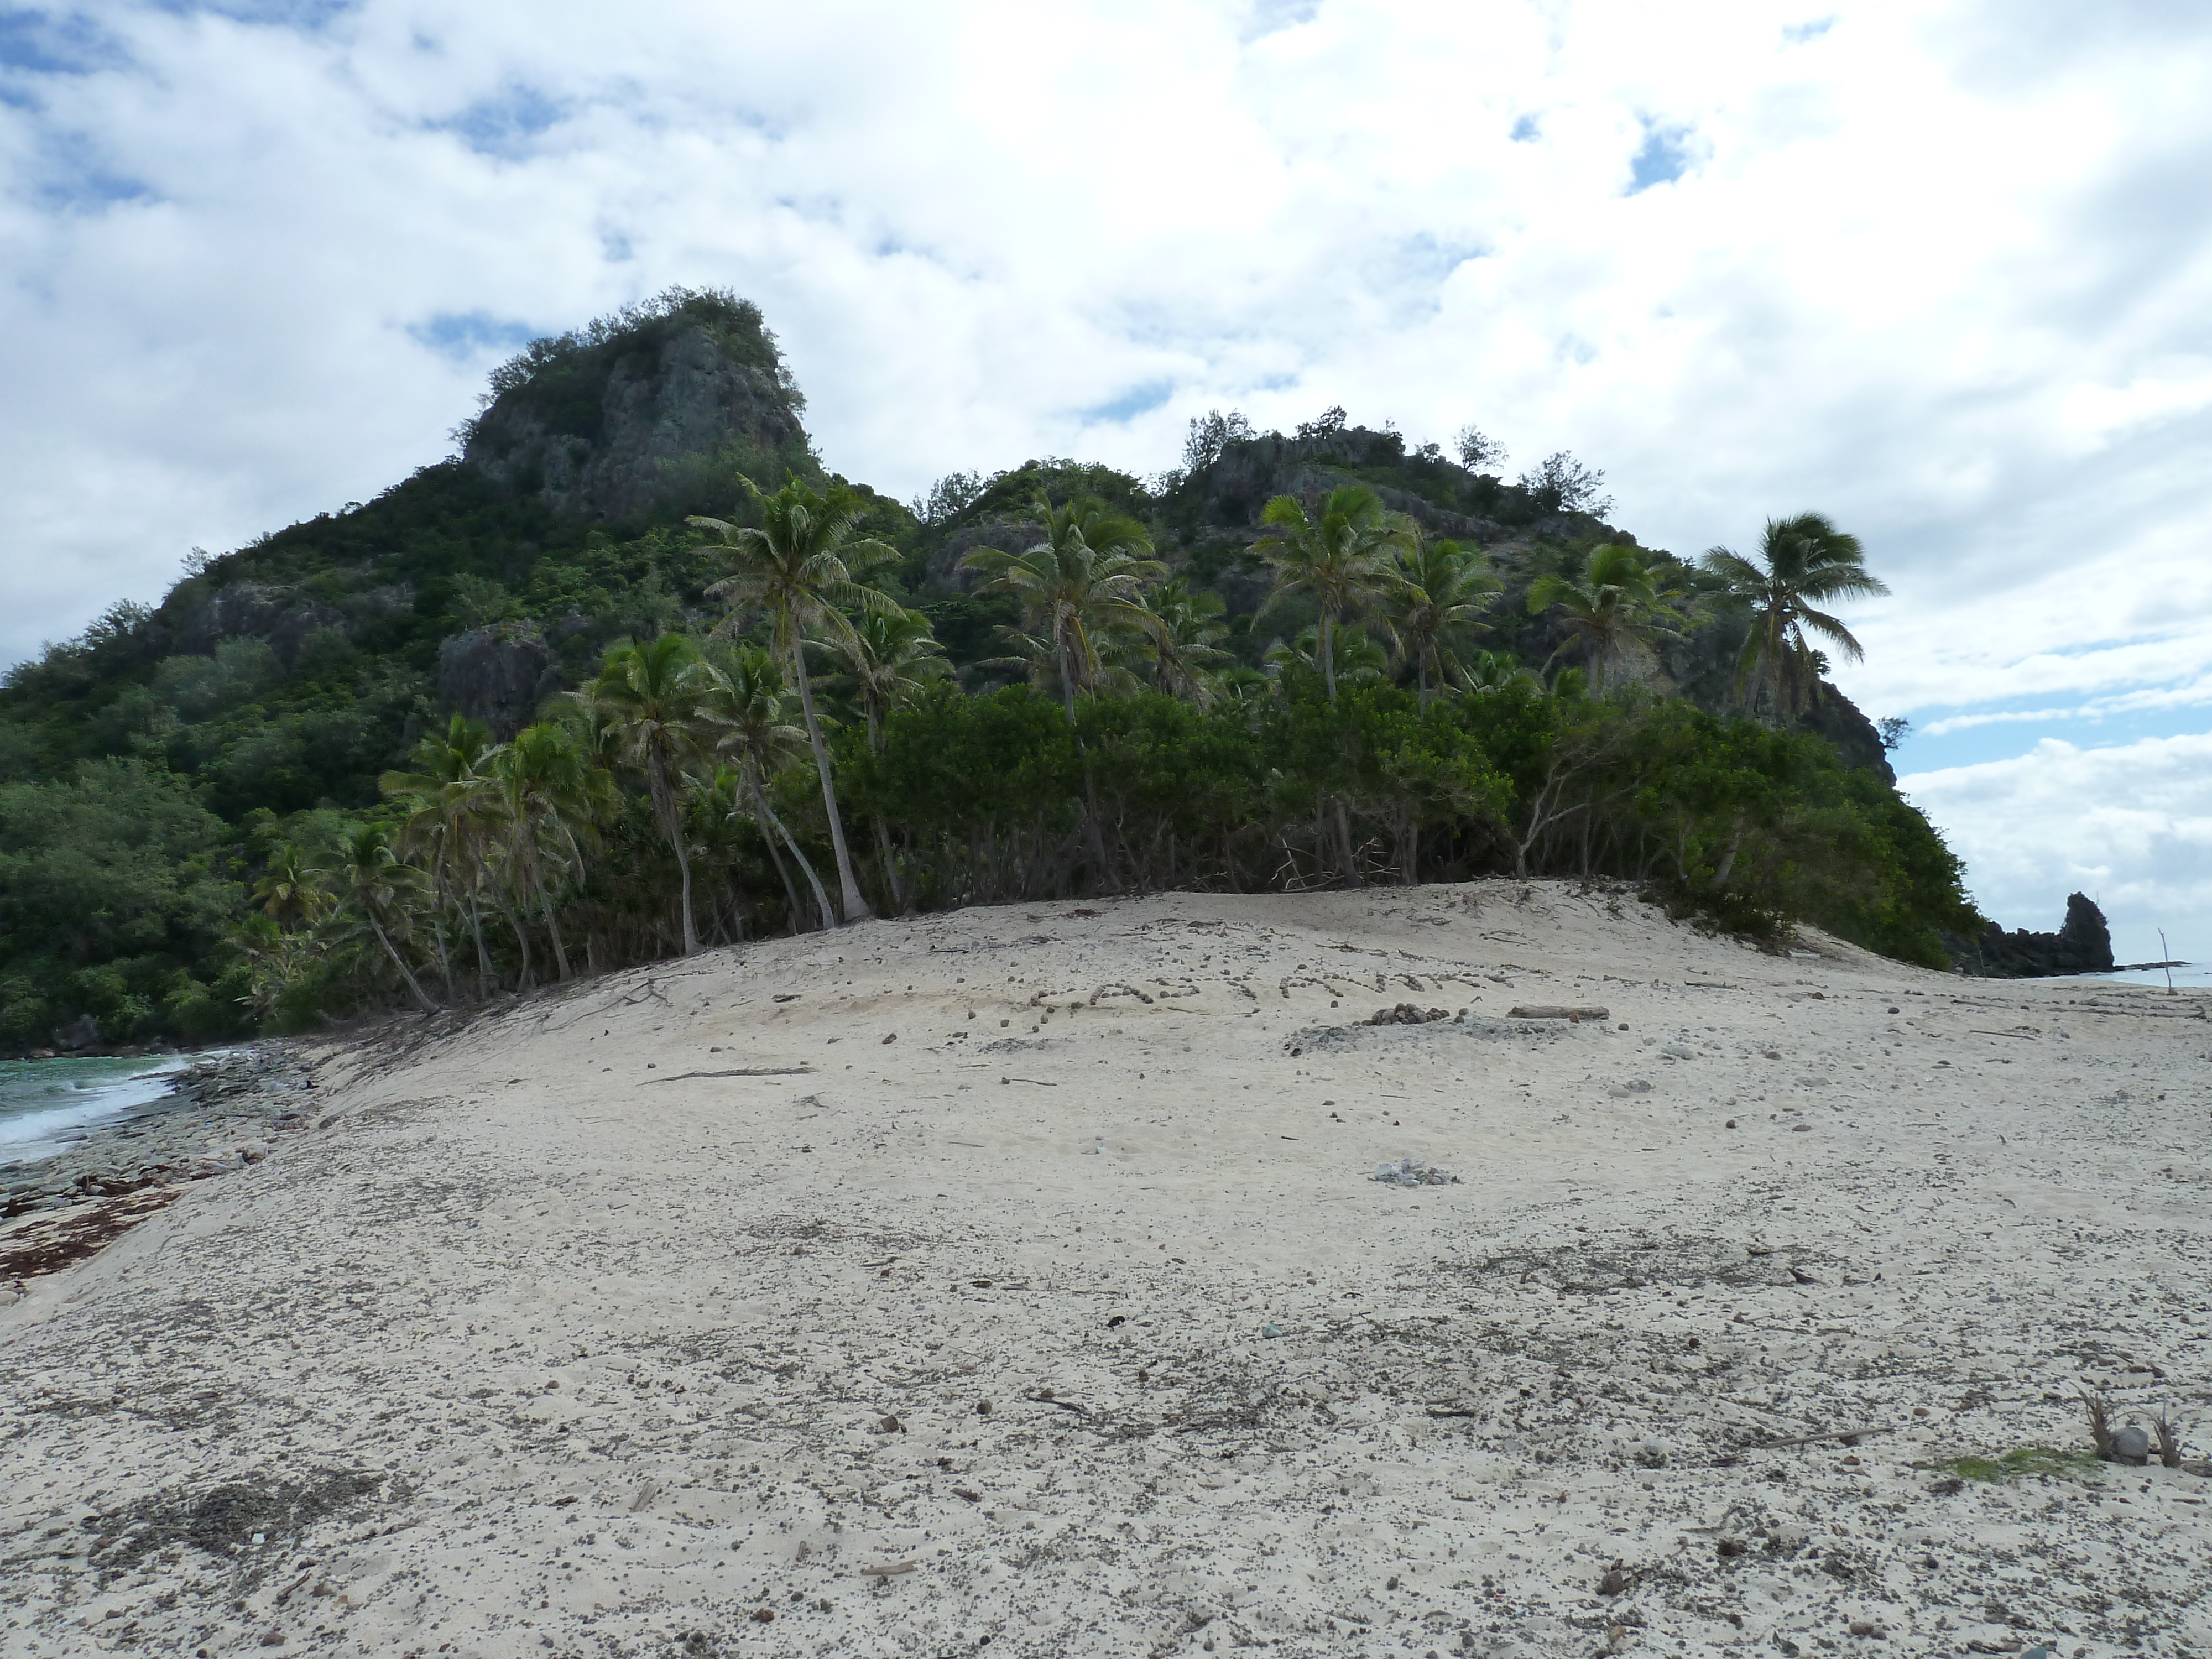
top-left (460, 288), bottom-right (815, 525)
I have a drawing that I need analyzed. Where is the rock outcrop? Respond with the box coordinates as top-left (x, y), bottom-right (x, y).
top-left (436, 627), bottom-right (564, 738)
top-left (1954, 893), bottom-right (2116, 978)
top-left (166, 582), bottom-right (347, 667)
top-left (460, 289), bottom-right (814, 525)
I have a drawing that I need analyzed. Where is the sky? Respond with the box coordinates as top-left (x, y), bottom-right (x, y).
top-left (3, 0), bottom-right (2210, 962)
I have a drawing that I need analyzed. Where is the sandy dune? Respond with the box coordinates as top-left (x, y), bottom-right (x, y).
top-left (3, 880), bottom-right (2208, 1658)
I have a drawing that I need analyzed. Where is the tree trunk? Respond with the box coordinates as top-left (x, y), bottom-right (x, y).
top-left (791, 646), bottom-right (870, 923)
top-left (651, 759), bottom-right (700, 956)
top-left (1321, 608), bottom-right (1338, 703)
top-left (752, 792), bottom-right (806, 933)
top-left (502, 897), bottom-right (534, 991)
top-left (1709, 821), bottom-right (1746, 890)
top-left (874, 816), bottom-right (907, 912)
top-left (371, 916), bottom-right (438, 1013)
top-left (465, 892), bottom-right (492, 999)
top-left (752, 772), bottom-right (835, 932)
top-left (430, 921), bottom-right (455, 1002)
top-left (536, 874), bottom-right (572, 980)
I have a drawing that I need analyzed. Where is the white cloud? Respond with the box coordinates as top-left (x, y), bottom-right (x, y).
top-left (1902, 734), bottom-right (2212, 961)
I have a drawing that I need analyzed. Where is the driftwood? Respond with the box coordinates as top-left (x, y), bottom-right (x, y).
top-left (639, 1066), bottom-right (813, 1084)
top-left (1506, 1005), bottom-right (1610, 1022)
top-left (1744, 1424), bottom-right (1893, 1450)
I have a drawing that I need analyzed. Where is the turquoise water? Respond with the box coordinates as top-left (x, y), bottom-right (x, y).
top-left (0, 1053), bottom-right (197, 1164)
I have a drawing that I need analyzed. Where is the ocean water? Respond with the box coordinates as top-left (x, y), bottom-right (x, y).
top-left (2095, 963), bottom-right (2211, 992)
top-left (0, 1053), bottom-right (197, 1165)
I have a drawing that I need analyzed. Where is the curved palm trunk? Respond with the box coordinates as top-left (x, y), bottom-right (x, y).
top-left (369, 914), bottom-right (439, 1013)
top-left (1319, 609), bottom-right (1339, 703)
top-left (757, 814), bottom-right (807, 934)
top-left (535, 877), bottom-right (573, 980)
top-left (465, 894), bottom-right (492, 999)
top-left (790, 648), bottom-right (870, 924)
top-left (750, 770), bottom-right (835, 932)
top-left (651, 754), bottom-right (701, 956)
top-left (503, 899), bottom-right (535, 991)
top-left (516, 837), bottom-right (573, 980)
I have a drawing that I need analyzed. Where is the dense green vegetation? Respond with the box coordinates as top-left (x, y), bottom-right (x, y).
top-left (0, 291), bottom-right (1977, 1050)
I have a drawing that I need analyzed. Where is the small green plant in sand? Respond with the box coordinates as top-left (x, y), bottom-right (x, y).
top-left (1943, 1447), bottom-right (2104, 1484)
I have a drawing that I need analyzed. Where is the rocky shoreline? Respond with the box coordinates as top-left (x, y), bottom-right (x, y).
top-left (0, 1045), bottom-right (320, 1297)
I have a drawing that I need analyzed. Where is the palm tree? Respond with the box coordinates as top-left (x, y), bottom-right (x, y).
top-left (485, 721), bottom-right (606, 981)
top-left (820, 607), bottom-right (950, 912)
top-left (704, 643), bottom-right (836, 932)
top-left (825, 607), bottom-right (951, 749)
top-left (381, 714), bottom-right (500, 996)
top-left (1465, 649), bottom-right (1541, 694)
top-left (1525, 543), bottom-right (1684, 695)
top-left (1698, 513), bottom-right (1890, 722)
top-left (691, 474), bottom-right (901, 925)
top-left (577, 634), bottom-right (719, 956)
top-left (323, 820), bottom-right (438, 1013)
top-left (959, 493), bottom-right (1167, 717)
top-left (1264, 624), bottom-right (1389, 691)
top-left (1370, 538), bottom-right (1502, 709)
top-left (251, 842), bottom-right (333, 932)
top-left (1142, 576), bottom-right (1233, 705)
top-left (1252, 484), bottom-right (1413, 703)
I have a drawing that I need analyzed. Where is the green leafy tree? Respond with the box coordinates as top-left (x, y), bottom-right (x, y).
top-left (486, 721), bottom-right (607, 982)
top-left (1525, 543), bottom-right (1686, 695)
top-left (251, 842), bottom-right (333, 932)
top-left (825, 607), bottom-right (952, 749)
top-left (820, 607), bottom-right (951, 913)
top-left (1698, 513), bottom-right (1890, 722)
top-left (380, 714), bottom-right (500, 994)
top-left (1264, 624), bottom-right (1389, 692)
top-left (322, 820), bottom-right (438, 1013)
top-left (705, 643), bottom-right (836, 931)
top-left (959, 494), bottom-right (1168, 716)
top-left (691, 474), bottom-right (902, 924)
top-left (1141, 576), bottom-right (1233, 706)
top-left (577, 634), bottom-right (721, 956)
top-left (1370, 538), bottom-right (1502, 709)
top-left (1252, 485), bottom-right (1413, 703)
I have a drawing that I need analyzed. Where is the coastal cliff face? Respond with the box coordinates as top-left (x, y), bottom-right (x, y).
top-left (459, 292), bottom-right (814, 525)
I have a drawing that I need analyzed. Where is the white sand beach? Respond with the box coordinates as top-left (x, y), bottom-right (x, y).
top-left (3, 880), bottom-right (2208, 1658)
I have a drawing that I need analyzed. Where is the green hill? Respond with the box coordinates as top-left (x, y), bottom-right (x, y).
top-left (0, 288), bottom-right (1976, 1051)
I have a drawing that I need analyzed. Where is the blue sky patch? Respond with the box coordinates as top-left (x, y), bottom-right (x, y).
top-left (26, 129), bottom-right (154, 211)
top-left (142, 0), bottom-right (357, 24)
top-left (410, 311), bottom-right (539, 363)
top-left (0, 7), bottom-right (128, 76)
top-left (1887, 692), bottom-right (2212, 775)
top-left (1244, 0), bottom-right (1321, 41)
top-left (1510, 113), bottom-right (1540, 143)
top-left (1782, 17), bottom-right (1836, 44)
top-left (435, 83), bottom-right (567, 159)
top-left (1081, 380), bottom-right (1175, 425)
top-left (1628, 122), bottom-right (1691, 193)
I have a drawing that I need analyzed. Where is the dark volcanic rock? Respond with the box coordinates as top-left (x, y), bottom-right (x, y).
top-left (1954, 893), bottom-right (2116, 978)
top-left (168, 582), bottom-right (348, 667)
top-left (437, 627), bottom-right (563, 737)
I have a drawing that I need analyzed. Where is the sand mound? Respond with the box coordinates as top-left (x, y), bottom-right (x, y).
top-left (4, 880), bottom-right (2208, 1656)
